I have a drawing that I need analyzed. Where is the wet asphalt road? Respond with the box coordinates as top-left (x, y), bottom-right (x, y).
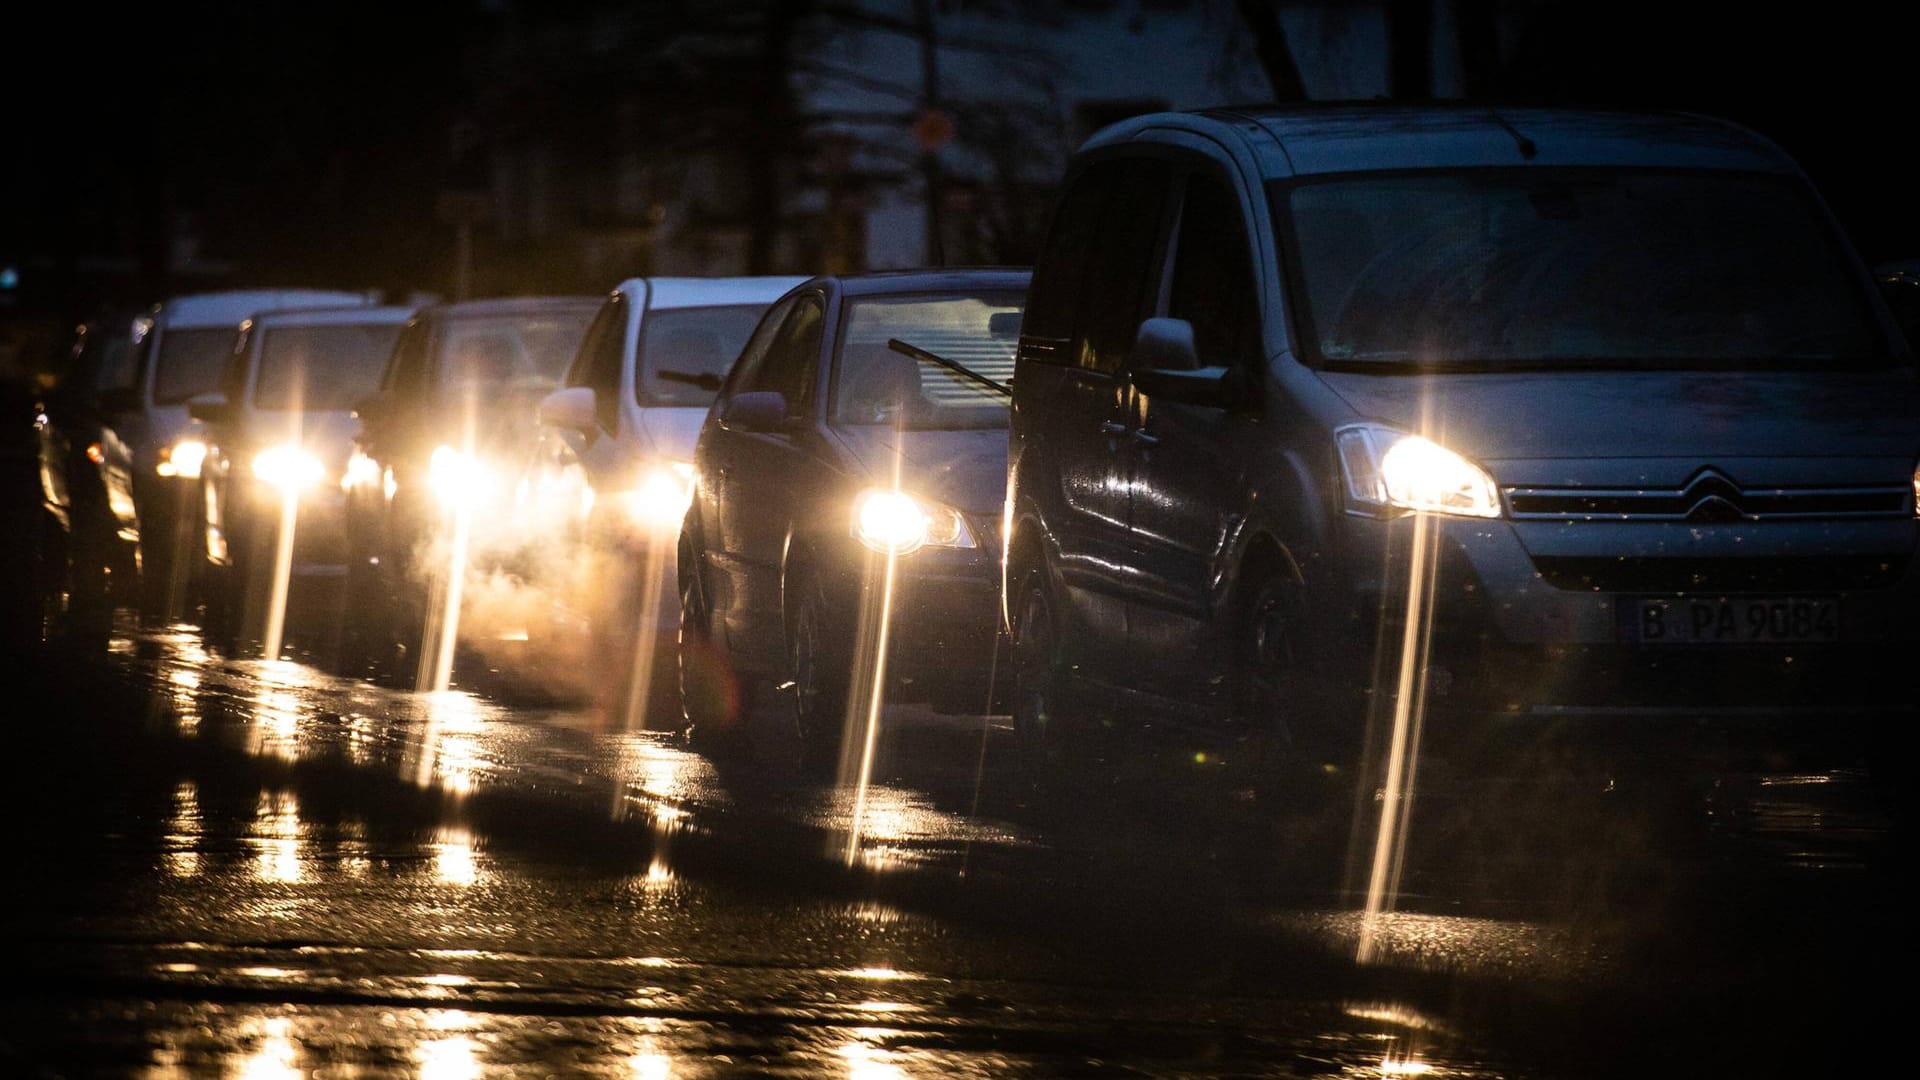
top-left (0, 609), bottom-right (1906, 1077)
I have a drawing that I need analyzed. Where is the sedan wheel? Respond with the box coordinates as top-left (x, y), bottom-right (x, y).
top-left (788, 576), bottom-right (847, 775)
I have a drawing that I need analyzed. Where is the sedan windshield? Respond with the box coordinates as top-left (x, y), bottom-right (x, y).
top-left (252, 323), bottom-right (404, 410)
top-left (151, 327), bottom-right (240, 404)
top-left (832, 292), bottom-right (1023, 429)
top-left (1281, 170), bottom-right (1884, 369)
top-left (438, 310), bottom-right (596, 392)
top-left (637, 305), bottom-right (771, 406)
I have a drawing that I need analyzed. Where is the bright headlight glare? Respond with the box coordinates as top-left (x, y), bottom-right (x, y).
top-left (429, 445), bottom-right (494, 510)
top-left (157, 438), bottom-right (207, 479)
top-left (622, 461), bottom-right (695, 529)
top-left (1336, 425), bottom-right (1501, 519)
top-left (852, 487), bottom-right (977, 555)
top-left (251, 444), bottom-right (324, 493)
top-left (342, 450), bottom-right (382, 492)
top-left (1911, 459), bottom-right (1919, 519)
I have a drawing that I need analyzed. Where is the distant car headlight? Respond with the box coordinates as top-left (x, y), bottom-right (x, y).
top-left (341, 450), bottom-right (382, 493)
top-left (620, 461), bottom-right (695, 531)
top-left (1337, 424), bottom-right (1501, 519)
top-left (851, 487), bottom-right (978, 555)
top-left (1912, 459), bottom-right (1919, 518)
top-left (157, 438), bottom-right (207, 479)
top-left (429, 445), bottom-right (495, 510)
top-left (252, 445), bottom-right (324, 493)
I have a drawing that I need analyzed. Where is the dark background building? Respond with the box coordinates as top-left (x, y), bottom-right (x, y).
top-left (4, 0), bottom-right (1916, 373)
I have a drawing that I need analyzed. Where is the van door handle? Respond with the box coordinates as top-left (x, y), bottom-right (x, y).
top-left (1099, 421), bottom-right (1128, 437)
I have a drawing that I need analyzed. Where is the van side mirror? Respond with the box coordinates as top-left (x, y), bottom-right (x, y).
top-left (537, 386), bottom-right (598, 433)
top-left (1129, 318), bottom-right (1240, 408)
top-left (1875, 265), bottom-right (1920, 351)
top-left (719, 391), bottom-right (789, 433)
top-left (186, 393), bottom-right (232, 423)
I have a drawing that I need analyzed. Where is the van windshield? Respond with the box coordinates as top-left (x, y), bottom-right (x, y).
top-left (1278, 170), bottom-right (1886, 369)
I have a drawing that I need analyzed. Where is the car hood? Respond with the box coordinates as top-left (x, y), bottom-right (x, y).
top-left (832, 426), bottom-right (1010, 515)
top-left (1315, 368), bottom-right (1920, 483)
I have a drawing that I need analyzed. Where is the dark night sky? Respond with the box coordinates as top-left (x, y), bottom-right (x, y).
top-left (3, 2), bottom-right (1916, 315)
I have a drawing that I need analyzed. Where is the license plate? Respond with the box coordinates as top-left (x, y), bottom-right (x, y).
top-left (1627, 596), bottom-right (1840, 645)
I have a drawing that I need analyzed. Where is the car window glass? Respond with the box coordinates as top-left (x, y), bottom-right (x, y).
top-left (253, 322), bottom-right (406, 411)
top-left (383, 321), bottom-right (432, 398)
top-left (1167, 171), bottom-right (1259, 367)
top-left (742, 295), bottom-right (822, 419)
top-left (565, 295), bottom-right (628, 431)
top-left (1073, 159), bottom-right (1171, 374)
top-left (151, 327), bottom-right (242, 405)
top-left (88, 322), bottom-right (139, 392)
top-left (438, 310), bottom-right (595, 393)
top-left (635, 305), bottom-right (772, 407)
top-left (720, 296), bottom-right (795, 399)
top-left (1022, 166), bottom-right (1112, 354)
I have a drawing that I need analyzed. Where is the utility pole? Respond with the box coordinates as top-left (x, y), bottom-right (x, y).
top-left (913, 0), bottom-right (947, 267)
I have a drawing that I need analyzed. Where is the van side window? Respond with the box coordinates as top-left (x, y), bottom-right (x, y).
top-left (1075, 159), bottom-right (1170, 375)
top-left (1022, 167), bottom-right (1111, 358)
top-left (1168, 172), bottom-right (1260, 366)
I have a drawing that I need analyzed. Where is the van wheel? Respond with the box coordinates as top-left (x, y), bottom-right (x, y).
top-left (1232, 568), bottom-right (1352, 819)
top-left (787, 572), bottom-right (848, 775)
top-left (1011, 570), bottom-right (1067, 773)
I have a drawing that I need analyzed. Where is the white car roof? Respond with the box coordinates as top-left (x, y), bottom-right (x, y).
top-left (156, 289), bottom-right (370, 329)
top-left (616, 276), bottom-right (810, 311)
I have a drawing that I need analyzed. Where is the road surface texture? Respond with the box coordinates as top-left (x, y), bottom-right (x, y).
top-left (0, 612), bottom-right (1902, 1078)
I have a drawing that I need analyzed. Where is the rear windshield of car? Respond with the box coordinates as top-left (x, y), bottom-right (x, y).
top-left (636, 305), bottom-right (771, 406)
top-left (832, 292), bottom-right (1023, 430)
top-left (252, 323), bottom-right (405, 411)
top-left (151, 327), bottom-right (240, 404)
top-left (1277, 170), bottom-right (1886, 370)
top-left (437, 309), bottom-right (596, 392)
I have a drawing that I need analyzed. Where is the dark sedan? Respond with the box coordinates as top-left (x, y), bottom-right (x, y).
top-left (678, 270), bottom-right (1026, 769)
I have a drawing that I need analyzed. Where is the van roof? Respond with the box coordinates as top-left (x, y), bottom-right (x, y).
top-left (1086, 104), bottom-right (1799, 179)
top-left (154, 289), bottom-right (370, 329)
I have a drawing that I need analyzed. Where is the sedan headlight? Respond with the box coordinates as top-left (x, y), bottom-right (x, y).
top-left (341, 450), bottom-right (382, 493)
top-left (1336, 424), bottom-right (1501, 519)
top-left (157, 438), bottom-right (207, 479)
top-left (429, 445), bottom-right (495, 510)
top-left (620, 461), bottom-right (695, 530)
top-left (851, 487), bottom-right (978, 555)
top-left (252, 445), bottom-right (325, 493)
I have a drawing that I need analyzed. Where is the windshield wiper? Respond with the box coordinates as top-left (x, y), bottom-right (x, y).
top-left (887, 338), bottom-right (1010, 396)
top-left (657, 369), bottom-right (723, 391)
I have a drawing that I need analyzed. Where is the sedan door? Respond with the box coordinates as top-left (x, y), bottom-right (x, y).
top-left (702, 292), bottom-right (825, 669)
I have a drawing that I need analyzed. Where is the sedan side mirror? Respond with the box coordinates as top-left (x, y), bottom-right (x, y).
top-left (186, 393), bottom-right (232, 423)
top-left (537, 386), bottom-right (598, 433)
top-left (719, 391), bottom-right (789, 433)
top-left (1129, 318), bottom-right (1239, 409)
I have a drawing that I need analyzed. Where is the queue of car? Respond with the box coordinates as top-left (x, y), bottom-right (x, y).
top-left (21, 103), bottom-right (1917, 802)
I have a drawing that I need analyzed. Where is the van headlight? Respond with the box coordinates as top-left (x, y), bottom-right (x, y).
top-left (429, 445), bottom-right (494, 510)
top-left (852, 487), bottom-right (977, 555)
top-left (252, 445), bottom-right (324, 493)
top-left (157, 438), bottom-right (207, 479)
top-left (620, 461), bottom-right (695, 530)
top-left (1336, 424), bottom-right (1501, 519)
